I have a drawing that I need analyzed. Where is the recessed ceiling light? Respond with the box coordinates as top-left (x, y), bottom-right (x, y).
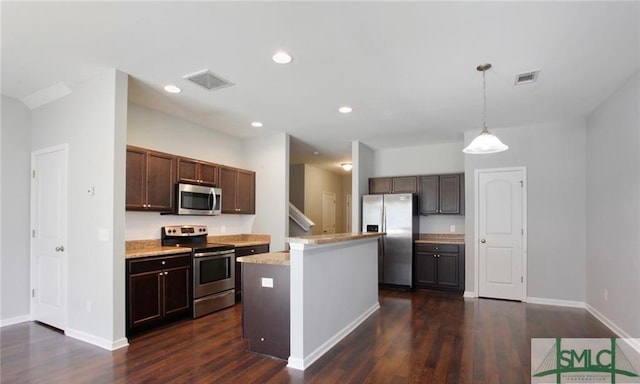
top-left (312, 151), bottom-right (320, 156)
top-left (341, 163), bottom-right (353, 171)
top-left (338, 106), bottom-right (352, 114)
top-left (164, 85), bottom-right (182, 94)
top-left (251, 121), bottom-right (263, 128)
top-left (272, 51), bottom-right (293, 64)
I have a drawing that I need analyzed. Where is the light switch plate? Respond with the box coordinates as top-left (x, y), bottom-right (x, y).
top-left (261, 277), bottom-right (274, 288)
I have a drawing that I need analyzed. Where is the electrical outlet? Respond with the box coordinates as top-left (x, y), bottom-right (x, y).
top-left (261, 278), bottom-right (274, 288)
top-left (221, 225), bottom-right (226, 234)
top-left (604, 289), bottom-right (608, 301)
top-left (450, 225), bottom-right (456, 233)
top-left (86, 300), bottom-right (92, 313)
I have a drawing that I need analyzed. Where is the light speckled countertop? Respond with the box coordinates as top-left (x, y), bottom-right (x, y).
top-left (125, 234), bottom-right (270, 259)
top-left (414, 233), bottom-right (465, 245)
top-left (286, 232), bottom-right (384, 245)
top-left (237, 252), bottom-right (290, 266)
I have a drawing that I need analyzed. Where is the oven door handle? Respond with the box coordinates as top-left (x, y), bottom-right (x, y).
top-left (193, 249), bottom-right (235, 258)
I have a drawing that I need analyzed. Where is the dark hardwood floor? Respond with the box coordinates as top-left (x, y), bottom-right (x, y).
top-left (1, 289), bottom-right (614, 383)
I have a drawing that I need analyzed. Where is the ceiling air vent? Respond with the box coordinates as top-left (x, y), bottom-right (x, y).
top-left (514, 70), bottom-right (540, 85)
top-left (183, 69), bottom-right (234, 91)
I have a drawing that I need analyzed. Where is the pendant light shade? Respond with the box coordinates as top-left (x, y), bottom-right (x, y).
top-left (463, 63), bottom-right (508, 154)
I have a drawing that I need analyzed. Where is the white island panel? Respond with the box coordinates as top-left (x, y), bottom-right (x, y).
top-left (287, 236), bottom-right (380, 370)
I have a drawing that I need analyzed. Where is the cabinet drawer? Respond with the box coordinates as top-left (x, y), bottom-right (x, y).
top-left (129, 254), bottom-right (191, 274)
top-left (235, 244), bottom-right (270, 257)
top-left (415, 244), bottom-right (459, 253)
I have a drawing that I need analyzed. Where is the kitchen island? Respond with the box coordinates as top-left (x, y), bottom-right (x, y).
top-left (238, 232), bottom-right (383, 370)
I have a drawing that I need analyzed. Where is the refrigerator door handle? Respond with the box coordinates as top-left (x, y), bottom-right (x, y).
top-left (382, 205), bottom-right (386, 232)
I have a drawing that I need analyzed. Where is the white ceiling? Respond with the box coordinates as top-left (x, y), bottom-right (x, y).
top-left (2, 2), bottom-right (639, 174)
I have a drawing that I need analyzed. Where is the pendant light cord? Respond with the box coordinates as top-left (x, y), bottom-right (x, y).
top-left (482, 68), bottom-right (488, 133)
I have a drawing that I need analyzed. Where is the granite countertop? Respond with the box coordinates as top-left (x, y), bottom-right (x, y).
top-left (286, 232), bottom-right (384, 245)
top-left (208, 234), bottom-right (270, 248)
top-left (237, 252), bottom-right (290, 266)
top-left (125, 234), bottom-right (271, 259)
top-left (414, 233), bottom-right (465, 245)
top-left (125, 240), bottom-right (193, 259)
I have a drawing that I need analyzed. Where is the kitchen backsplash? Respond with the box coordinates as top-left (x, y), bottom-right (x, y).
top-left (125, 211), bottom-right (254, 240)
top-left (419, 215), bottom-right (465, 234)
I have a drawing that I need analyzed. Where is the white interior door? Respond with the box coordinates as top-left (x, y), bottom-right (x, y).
top-left (322, 191), bottom-right (336, 234)
top-left (31, 145), bottom-right (68, 330)
top-left (477, 168), bottom-right (526, 301)
top-left (346, 194), bottom-right (352, 233)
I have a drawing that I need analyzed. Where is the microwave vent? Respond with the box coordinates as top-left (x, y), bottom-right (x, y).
top-left (183, 69), bottom-right (234, 91)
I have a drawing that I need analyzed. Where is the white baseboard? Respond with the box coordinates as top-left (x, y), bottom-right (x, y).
top-left (0, 315), bottom-right (31, 327)
top-left (526, 296), bottom-right (585, 308)
top-left (586, 304), bottom-right (633, 339)
top-left (65, 327), bottom-right (129, 351)
top-left (287, 302), bottom-right (380, 371)
top-left (586, 304), bottom-right (640, 354)
top-left (463, 291), bottom-right (477, 298)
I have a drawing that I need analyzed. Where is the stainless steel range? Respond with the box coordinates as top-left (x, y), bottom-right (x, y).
top-left (161, 225), bottom-right (235, 318)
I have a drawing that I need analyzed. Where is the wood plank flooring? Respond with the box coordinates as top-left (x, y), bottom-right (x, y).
top-left (1, 289), bottom-right (614, 383)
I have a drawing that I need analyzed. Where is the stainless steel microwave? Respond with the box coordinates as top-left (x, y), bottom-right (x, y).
top-left (176, 183), bottom-right (222, 215)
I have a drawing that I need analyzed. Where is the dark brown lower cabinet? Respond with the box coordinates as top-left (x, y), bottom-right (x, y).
top-left (235, 244), bottom-right (270, 301)
top-left (242, 262), bottom-right (290, 360)
top-left (127, 253), bottom-right (191, 336)
top-left (414, 243), bottom-right (465, 292)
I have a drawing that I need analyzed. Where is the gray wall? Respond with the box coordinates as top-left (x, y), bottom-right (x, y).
top-left (373, 142), bottom-right (466, 234)
top-left (0, 96), bottom-right (32, 324)
top-left (586, 71), bottom-right (640, 337)
top-left (244, 132), bottom-right (289, 251)
top-left (126, 102), bottom-right (253, 240)
top-left (464, 119), bottom-right (587, 302)
top-left (290, 164), bottom-right (305, 211)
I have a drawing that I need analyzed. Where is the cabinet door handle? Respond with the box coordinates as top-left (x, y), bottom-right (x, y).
top-left (158, 272), bottom-right (163, 276)
top-left (164, 271), bottom-right (168, 275)
top-left (162, 261), bottom-right (166, 265)
top-left (55, 245), bottom-right (65, 252)
top-left (481, 239), bottom-right (486, 243)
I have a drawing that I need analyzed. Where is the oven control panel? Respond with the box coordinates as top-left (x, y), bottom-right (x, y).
top-left (162, 225), bottom-right (208, 237)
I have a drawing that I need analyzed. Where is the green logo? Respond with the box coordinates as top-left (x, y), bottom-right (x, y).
top-left (532, 338), bottom-right (640, 384)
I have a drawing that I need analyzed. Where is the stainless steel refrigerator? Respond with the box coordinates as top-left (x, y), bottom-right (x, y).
top-left (362, 193), bottom-right (418, 287)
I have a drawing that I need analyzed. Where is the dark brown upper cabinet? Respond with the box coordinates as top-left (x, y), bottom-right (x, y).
top-left (219, 166), bottom-right (255, 214)
top-left (369, 176), bottom-right (418, 195)
top-left (176, 157), bottom-right (219, 186)
top-left (126, 146), bottom-right (175, 212)
top-left (419, 173), bottom-right (464, 215)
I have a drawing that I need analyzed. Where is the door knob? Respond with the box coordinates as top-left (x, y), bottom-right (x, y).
top-left (55, 245), bottom-right (65, 252)
top-left (480, 239), bottom-right (486, 243)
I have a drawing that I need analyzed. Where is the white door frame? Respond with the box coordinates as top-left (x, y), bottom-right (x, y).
top-left (30, 144), bottom-right (69, 328)
top-left (473, 166), bottom-right (528, 301)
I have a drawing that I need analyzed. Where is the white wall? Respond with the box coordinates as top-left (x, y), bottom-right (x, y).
top-left (464, 119), bottom-right (587, 303)
top-left (244, 133), bottom-right (289, 252)
top-left (30, 69), bottom-right (127, 348)
top-left (586, 71), bottom-right (640, 338)
top-left (0, 96), bottom-right (32, 325)
top-left (373, 142), bottom-right (466, 234)
top-left (352, 141), bottom-right (375, 233)
top-left (126, 102), bottom-right (253, 239)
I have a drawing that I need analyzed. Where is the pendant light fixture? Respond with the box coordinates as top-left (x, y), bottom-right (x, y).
top-left (463, 63), bottom-right (509, 154)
